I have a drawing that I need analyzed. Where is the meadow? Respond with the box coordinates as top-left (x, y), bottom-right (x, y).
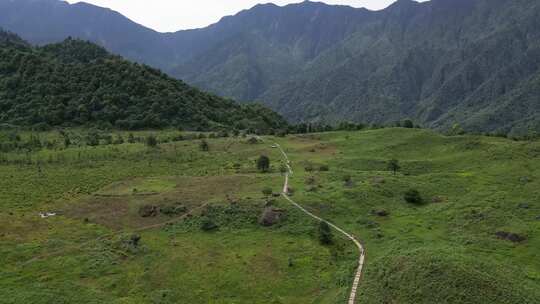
top-left (1, 128), bottom-right (539, 303)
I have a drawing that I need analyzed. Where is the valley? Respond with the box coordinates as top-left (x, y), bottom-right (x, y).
top-left (1, 1), bottom-right (539, 303)
top-left (1, 128), bottom-right (538, 303)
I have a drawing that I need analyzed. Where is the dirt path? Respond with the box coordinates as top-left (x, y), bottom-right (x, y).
top-left (275, 143), bottom-right (366, 304)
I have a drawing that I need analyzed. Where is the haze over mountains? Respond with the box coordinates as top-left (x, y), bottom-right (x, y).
top-left (1, 0), bottom-right (539, 135)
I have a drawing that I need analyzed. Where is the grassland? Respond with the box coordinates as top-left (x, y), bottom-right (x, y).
top-left (1, 128), bottom-right (539, 303)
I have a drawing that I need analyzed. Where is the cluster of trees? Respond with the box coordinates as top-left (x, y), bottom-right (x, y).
top-left (0, 33), bottom-right (288, 133)
top-left (0, 128), bottom-right (245, 153)
top-left (286, 120), bottom-right (422, 135)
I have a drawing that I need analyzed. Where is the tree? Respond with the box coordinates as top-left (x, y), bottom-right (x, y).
top-left (145, 134), bottom-right (158, 147)
top-left (127, 133), bottom-right (136, 143)
top-left (257, 155), bottom-right (270, 172)
top-left (403, 119), bottom-right (414, 128)
top-left (199, 139), bottom-right (209, 152)
top-left (86, 130), bottom-right (100, 146)
top-left (387, 159), bottom-right (400, 175)
top-left (450, 123), bottom-right (465, 136)
top-left (318, 221), bottom-right (333, 245)
top-left (404, 189), bottom-right (423, 204)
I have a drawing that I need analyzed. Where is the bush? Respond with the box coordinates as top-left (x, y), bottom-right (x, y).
top-left (319, 165), bottom-right (329, 172)
top-left (160, 204), bottom-right (187, 216)
top-left (129, 234), bottom-right (141, 247)
top-left (257, 155), bottom-right (270, 172)
top-left (127, 133), bottom-right (136, 143)
top-left (403, 119), bottom-right (414, 128)
top-left (145, 135), bottom-right (158, 147)
top-left (404, 189), bottom-right (423, 204)
top-left (318, 221), bottom-right (333, 245)
top-left (387, 159), bottom-right (400, 175)
top-left (86, 130), bottom-right (100, 146)
top-left (200, 139), bottom-right (209, 151)
top-left (201, 217), bottom-right (218, 231)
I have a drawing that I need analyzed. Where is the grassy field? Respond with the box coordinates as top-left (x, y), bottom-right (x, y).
top-left (1, 128), bottom-right (539, 303)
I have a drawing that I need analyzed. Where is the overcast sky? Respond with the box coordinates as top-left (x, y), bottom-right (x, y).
top-left (65, 0), bottom-right (427, 32)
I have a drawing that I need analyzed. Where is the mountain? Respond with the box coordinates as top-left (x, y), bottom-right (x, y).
top-left (0, 30), bottom-right (287, 131)
top-left (1, 0), bottom-right (539, 135)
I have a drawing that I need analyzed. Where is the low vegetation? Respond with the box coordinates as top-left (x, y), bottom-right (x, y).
top-left (1, 127), bottom-right (538, 303)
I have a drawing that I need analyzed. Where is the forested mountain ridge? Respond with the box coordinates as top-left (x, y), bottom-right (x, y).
top-left (0, 31), bottom-right (287, 131)
top-left (1, 0), bottom-right (540, 135)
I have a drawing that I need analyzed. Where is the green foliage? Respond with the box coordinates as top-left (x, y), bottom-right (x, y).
top-left (404, 189), bottom-right (423, 205)
top-left (257, 155), bottom-right (270, 172)
top-left (387, 159), bottom-right (400, 175)
top-left (0, 35), bottom-right (287, 132)
top-left (319, 164), bottom-right (329, 171)
top-left (318, 221), bottom-right (333, 245)
top-left (145, 134), bottom-right (158, 148)
top-left (361, 249), bottom-right (540, 304)
top-left (200, 217), bottom-right (218, 231)
top-left (402, 119), bottom-right (414, 129)
top-left (199, 139), bottom-right (209, 152)
top-left (450, 124), bottom-right (466, 136)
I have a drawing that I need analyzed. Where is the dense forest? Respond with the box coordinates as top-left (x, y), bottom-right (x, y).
top-left (0, 30), bottom-right (287, 132)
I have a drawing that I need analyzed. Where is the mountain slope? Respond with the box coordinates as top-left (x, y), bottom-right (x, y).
top-left (1, 0), bottom-right (539, 135)
top-left (0, 31), bottom-right (287, 131)
top-left (260, 0), bottom-right (540, 135)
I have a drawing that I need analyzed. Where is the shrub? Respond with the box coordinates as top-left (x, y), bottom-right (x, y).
top-left (86, 130), bottom-right (100, 146)
top-left (318, 221), bottom-right (333, 245)
top-left (319, 165), bottom-right (329, 172)
top-left (145, 134), bottom-right (158, 147)
top-left (403, 119), bottom-right (414, 128)
top-left (130, 234), bottom-right (141, 247)
top-left (160, 204), bottom-right (187, 216)
top-left (127, 133), bottom-right (136, 143)
top-left (387, 159), bottom-right (400, 175)
top-left (201, 217), bottom-right (218, 231)
top-left (404, 189), bottom-right (423, 204)
top-left (199, 139), bottom-right (209, 151)
top-left (257, 155), bottom-right (270, 172)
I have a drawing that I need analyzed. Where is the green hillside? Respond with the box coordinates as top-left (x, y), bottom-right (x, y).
top-left (3, 0), bottom-right (540, 135)
top-left (275, 128), bottom-right (540, 303)
top-left (0, 33), bottom-right (287, 132)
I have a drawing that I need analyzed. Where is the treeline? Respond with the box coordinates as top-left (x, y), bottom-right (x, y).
top-left (0, 129), bottom-right (242, 153)
top-left (0, 33), bottom-right (287, 133)
top-left (286, 119), bottom-right (421, 135)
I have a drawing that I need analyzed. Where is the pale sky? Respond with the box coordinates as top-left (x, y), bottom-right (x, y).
top-left (65, 0), bottom-right (427, 32)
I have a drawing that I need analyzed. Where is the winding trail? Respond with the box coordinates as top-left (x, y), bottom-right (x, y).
top-left (275, 142), bottom-right (366, 304)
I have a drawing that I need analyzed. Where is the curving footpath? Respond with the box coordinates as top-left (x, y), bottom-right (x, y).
top-left (275, 143), bottom-right (366, 304)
